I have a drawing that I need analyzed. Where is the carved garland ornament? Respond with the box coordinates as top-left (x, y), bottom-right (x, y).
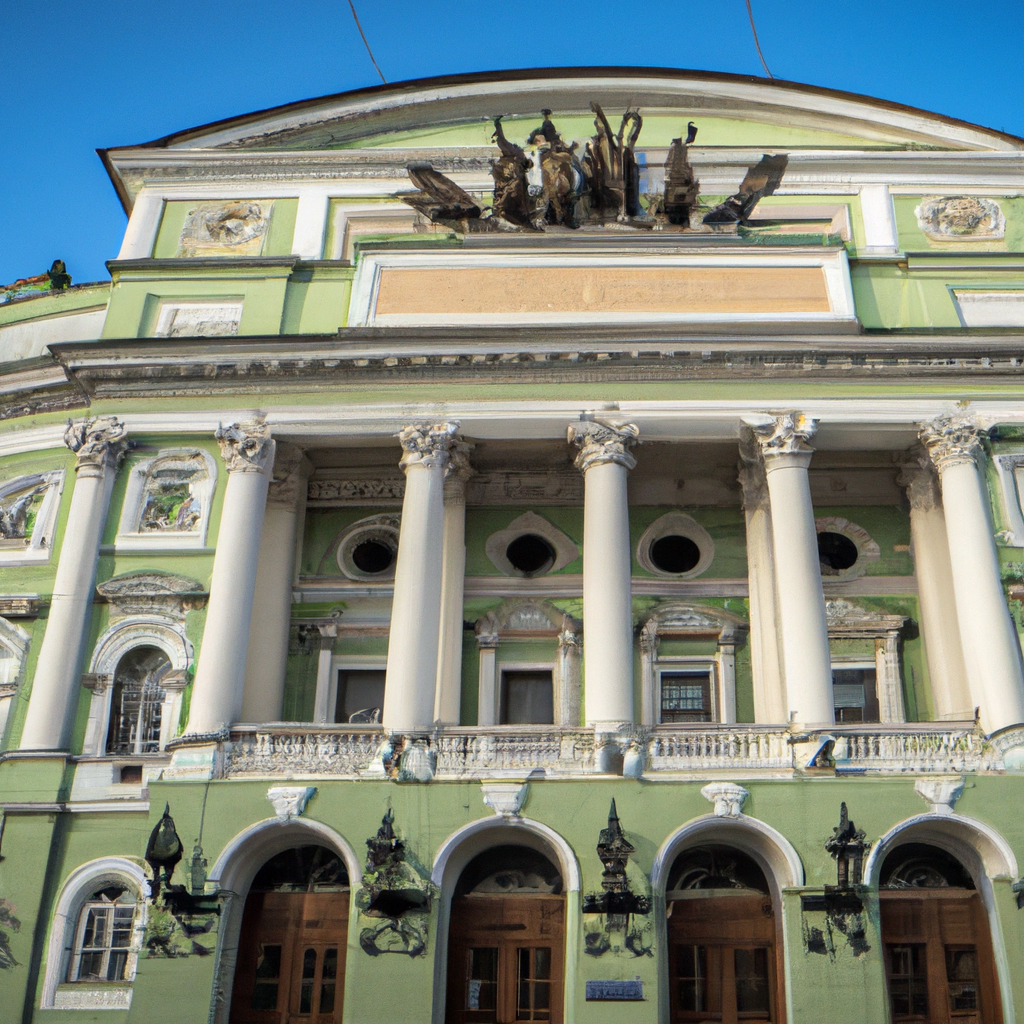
top-left (749, 412), bottom-right (818, 458)
top-left (64, 416), bottom-right (129, 469)
top-left (567, 420), bottom-right (639, 473)
top-left (397, 422), bottom-right (459, 471)
top-left (214, 420), bottom-right (275, 474)
top-left (918, 415), bottom-right (984, 472)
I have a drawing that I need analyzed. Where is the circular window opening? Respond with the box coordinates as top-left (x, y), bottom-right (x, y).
top-left (817, 531), bottom-right (859, 573)
top-left (351, 539), bottom-right (396, 575)
top-left (505, 534), bottom-right (556, 576)
top-left (649, 535), bottom-right (701, 575)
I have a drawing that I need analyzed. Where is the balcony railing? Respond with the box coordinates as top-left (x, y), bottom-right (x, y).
top-left (222, 722), bottom-right (1011, 778)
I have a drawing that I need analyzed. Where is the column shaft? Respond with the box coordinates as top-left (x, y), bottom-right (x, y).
top-left (382, 423), bottom-right (456, 732)
top-left (752, 415), bottom-right (833, 725)
top-left (922, 417), bottom-right (1024, 731)
top-left (185, 424), bottom-right (274, 736)
top-left (569, 421), bottom-right (638, 727)
top-left (242, 444), bottom-right (310, 722)
top-left (20, 418), bottom-right (127, 750)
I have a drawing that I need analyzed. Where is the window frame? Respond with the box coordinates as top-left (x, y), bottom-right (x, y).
top-left (498, 664), bottom-right (556, 726)
top-left (830, 659), bottom-right (880, 724)
top-left (656, 659), bottom-right (718, 725)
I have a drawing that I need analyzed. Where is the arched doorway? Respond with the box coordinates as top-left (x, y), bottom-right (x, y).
top-left (879, 843), bottom-right (1002, 1024)
top-left (446, 844), bottom-right (566, 1023)
top-left (666, 845), bottom-right (780, 1023)
top-left (229, 846), bottom-right (349, 1024)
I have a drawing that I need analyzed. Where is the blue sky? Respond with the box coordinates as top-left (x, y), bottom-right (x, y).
top-left (2, 0), bottom-right (1022, 285)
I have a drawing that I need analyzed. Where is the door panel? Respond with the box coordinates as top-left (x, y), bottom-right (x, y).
top-left (231, 891), bottom-right (349, 1024)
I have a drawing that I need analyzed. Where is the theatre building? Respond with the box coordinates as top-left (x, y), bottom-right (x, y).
top-left (3, 67), bottom-right (1024, 1023)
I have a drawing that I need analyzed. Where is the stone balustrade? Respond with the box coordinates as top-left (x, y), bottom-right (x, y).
top-left (221, 723), bottom-right (1015, 778)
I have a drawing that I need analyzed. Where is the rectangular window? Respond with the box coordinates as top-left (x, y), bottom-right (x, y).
top-left (660, 670), bottom-right (713, 724)
top-left (466, 947), bottom-right (498, 1013)
top-left (500, 671), bottom-right (554, 725)
top-left (251, 943), bottom-right (282, 1011)
top-left (946, 946), bottom-right (980, 1012)
top-left (335, 670), bottom-right (386, 723)
top-left (886, 944), bottom-right (928, 1019)
top-left (734, 947), bottom-right (771, 1015)
top-left (516, 946), bottom-right (551, 1021)
top-left (675, 944), bottom-right (714, 1013)
top-left (72, 903), bottom-right (135, 982)
top-left (832, 666), bottom-right (879, 723)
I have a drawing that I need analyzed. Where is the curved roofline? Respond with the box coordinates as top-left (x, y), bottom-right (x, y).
top-left (105, 65), bottom-right (1024, 153)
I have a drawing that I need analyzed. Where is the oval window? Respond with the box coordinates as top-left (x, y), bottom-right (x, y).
top-left (351, 539), bottom-right (396, 575)
top-left (817, 531), bottom-right (859, 573)
top-left (649, 535), bottom-right (701, 575)
top-left (505, 534), bottom-right (556, 576)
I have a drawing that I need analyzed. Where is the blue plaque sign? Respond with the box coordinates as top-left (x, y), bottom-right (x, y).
top-left (585, 979), bottom-right (644, 1001)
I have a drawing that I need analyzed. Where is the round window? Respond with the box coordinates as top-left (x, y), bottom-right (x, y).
top-left (817, 531), bottom-right (859, 573)
top-left (505, 534), bottom-right (556, 576)
top-left (649, 535), bottom-right (701, 574)
top-left (351, 538), bottom-right (396, 575)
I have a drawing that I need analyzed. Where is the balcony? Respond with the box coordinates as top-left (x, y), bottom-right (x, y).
top-left (221, 721), bottom-right (1016, 779)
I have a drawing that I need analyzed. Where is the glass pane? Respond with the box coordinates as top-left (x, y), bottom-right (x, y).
top-left (661, 673), bottom-right (711, 723)
top-left (111, 905), bottom-right (135, 949)
top-left (336, 670), bottom-right (386, 723)
top-left (251, 944), bottom-right (281, 1011)
top-left (676, 944), bottom-right (709, 1013)
top-left (734, 947), bottom-right (770, 1014)
top-left (106, 950), bottom-right (128, 982)
top-left (299, 948), bottom-right (317, 1014)
top-left (320, 948), bottom-right (338, 1014)
top-left (468, 948), bottom-right (498, 1011)
top-left (887, 945), bottom-right (928, 1018)
top-left (82, 906), bottom-right (108, 949)
top-left (501, 672), bottom-right (554, 725)
top-left (516, 947), bottom-right (552, 1020)
top-left (946, 947), bottom-right (979, 1011)
top-left (534, 947), bottom-right (551, 980)
top-left (77, 951), bottom-right (103, 981)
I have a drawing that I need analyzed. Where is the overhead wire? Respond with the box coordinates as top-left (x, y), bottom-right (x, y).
top-left (745, 0), bottom-right (774, 79)
top-left (347, 0), bottom-right (387, 84)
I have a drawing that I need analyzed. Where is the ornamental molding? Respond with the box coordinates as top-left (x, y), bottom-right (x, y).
top-left (481, 782), bottom-right (528, 818)
top-left (567, 419), bottom-right (639, 473)
top-left (700, 782), bottom-right (749, 818)
top-left (825, 599), bottom-right (906, 636)
top-left (746, 412), bottom-right (817, 459)
top-left (266, 785), bottom-right (317, 820)
top-left (397, 421), bottom-right (459, 471)
top-left (475, 598), bottom-right (579, 640)
top-left (64, 416), bottom-right (129, 470)
top-left (919, 414), bottom-right (984, 472)
top-left (96, 570), bottom-right (208, 620)
top-left (637, 600), bottom-right (747, 640)
top-left (215, 420), bottom-right (275, 474)
top-left (307, 474), bottom-right (405, 504)
top-left (914, 777), bottom-right (964, 816)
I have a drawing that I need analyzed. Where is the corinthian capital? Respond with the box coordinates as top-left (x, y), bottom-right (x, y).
top-left (919, 415), bottom-right (984, 472)
top-left (215, 421), bottom-right (275, 474)
top-left (567, 419), bottom-right (639, 473)
top-left (397, 422), bottom-right (459, 471)
top-left (64, 416), bottom-right (129, 470)
top-left (267, 442), bottom-right (312, 506)
top-left (897, 458), bottom-right (942, 511)
top-left (748, 412), bottom-right (818, 460)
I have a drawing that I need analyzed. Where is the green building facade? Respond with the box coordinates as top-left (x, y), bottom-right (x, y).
top-left (1, 68), bottom-right (1024, 1023)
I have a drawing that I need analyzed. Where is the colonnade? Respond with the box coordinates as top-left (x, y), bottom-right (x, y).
top-left (15, 410), bottom-right (1024, 753)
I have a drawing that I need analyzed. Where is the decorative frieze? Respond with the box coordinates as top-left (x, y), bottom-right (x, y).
top-left (215, 420), bottom-right (274, 474)
top-left (397, 421), bottom-right (459, 471)
top-left (466, 470), bottom-right (583, 506)
top-left (919, 414), bottom-right (984, 472)
top-left (64, 416), bottom-right (129, 470)
top-left (307, 475), bottom-right (406, 504)
top-left (567, 419), bottom-right (639, 472)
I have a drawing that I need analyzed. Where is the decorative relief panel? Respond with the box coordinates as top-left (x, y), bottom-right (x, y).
top-left (0, 470), bottom-right (63, 566)
top-left (154, 301), bottom-right (243, 338)
top-left (915, 196), bottom-right (1005, 241)
top-left (307, 474), bottom-right (406, 505)
top-left (176, 200), bottom-right (272, 256)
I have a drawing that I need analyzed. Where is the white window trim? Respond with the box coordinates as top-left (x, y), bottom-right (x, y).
top-left (655, 657), bottom-right (720, 725)
top-left (115, 448), bottom-right (217, 550)
top-left (0, 470), bottom-right (64, 567)
top-left (497, 660), bottom-right (556, 726)
top-left (636, 511), bottom-right (714, 580)
top-left (319, 656), bottom-right (387, 725)
top-left (41, 858), bottom-right (147, 1011)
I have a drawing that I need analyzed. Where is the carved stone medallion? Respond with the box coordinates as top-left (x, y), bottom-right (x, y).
top-left (915, 196), bottom-right (1005, 241)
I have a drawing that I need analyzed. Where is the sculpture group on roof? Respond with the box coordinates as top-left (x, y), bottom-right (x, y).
top-left (400, 106), bottom-right (788, 233)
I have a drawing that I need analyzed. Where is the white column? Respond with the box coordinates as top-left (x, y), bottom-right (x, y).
top-left (184, 423), bottom-right (275, 737)
top-left (20, 418), bottom-right (128, 750)
top-left (920, 415), bottom-right (1024, 732)
top-left (292, 192), bottom-right (331, 259)
top-left (738, 437), bottom-right (787, 723)
top-left (242, 443), bottom-right (311, 722)
top-left (716, 628), bottom-right (740, 724)
top-left (875, 633), bottom-right (906, 724)
top-left (435, 442), bottom-right (472, 725)
top-left (749, 413), bottom-right (834, 726)
top-left (476, 633), bottom-right (499, 727)
top-left (859, 184), bottom-right (898, 255)
top-left (568, 419), bottom-right (638, 727)
top-left (638, 620), bottom-right (660, 727)
top-left (555, 617), bottom-right (583, 727)
top-left (382, 422), bottom-right (457, 733)
top-left (313, 622), bottom-right (340, 724)
top-left (116, 191), bottom-right (165, 260)
top-left (898, 461), bottom-right (973, 720)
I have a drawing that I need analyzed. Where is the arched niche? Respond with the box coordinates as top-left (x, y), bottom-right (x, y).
top-left (431, 817), bottom-right (581, 1024)
top-left (207, 817), bottom-right (362, 1024)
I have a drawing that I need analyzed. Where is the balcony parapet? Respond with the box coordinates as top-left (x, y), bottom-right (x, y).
top-left (218, 722), bottom-right (1021, 779)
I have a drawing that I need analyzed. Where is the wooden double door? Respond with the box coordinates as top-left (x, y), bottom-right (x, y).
top-left (230, 890), bottom-right (349, 1024)
top-left (880, 890), bottom-right (1002, 1024)
top-left (447, 894), bottom-right (565, 1024)
top-left (667, 891), bottom-right (780, 1024)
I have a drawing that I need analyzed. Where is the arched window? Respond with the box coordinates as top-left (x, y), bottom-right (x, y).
top-left (447, 844), bottom-right (565, 1024)
top-left (230, 846), bottom-right (350, 1024)
top-left (879, 843), bottom-right (1002, 1023)
top-left (666, 845), bottom-right (778, 1024)
top-left (106, 646), bottom-right (172, 755)
top-left (67, 885), bottom-right (137, 983)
